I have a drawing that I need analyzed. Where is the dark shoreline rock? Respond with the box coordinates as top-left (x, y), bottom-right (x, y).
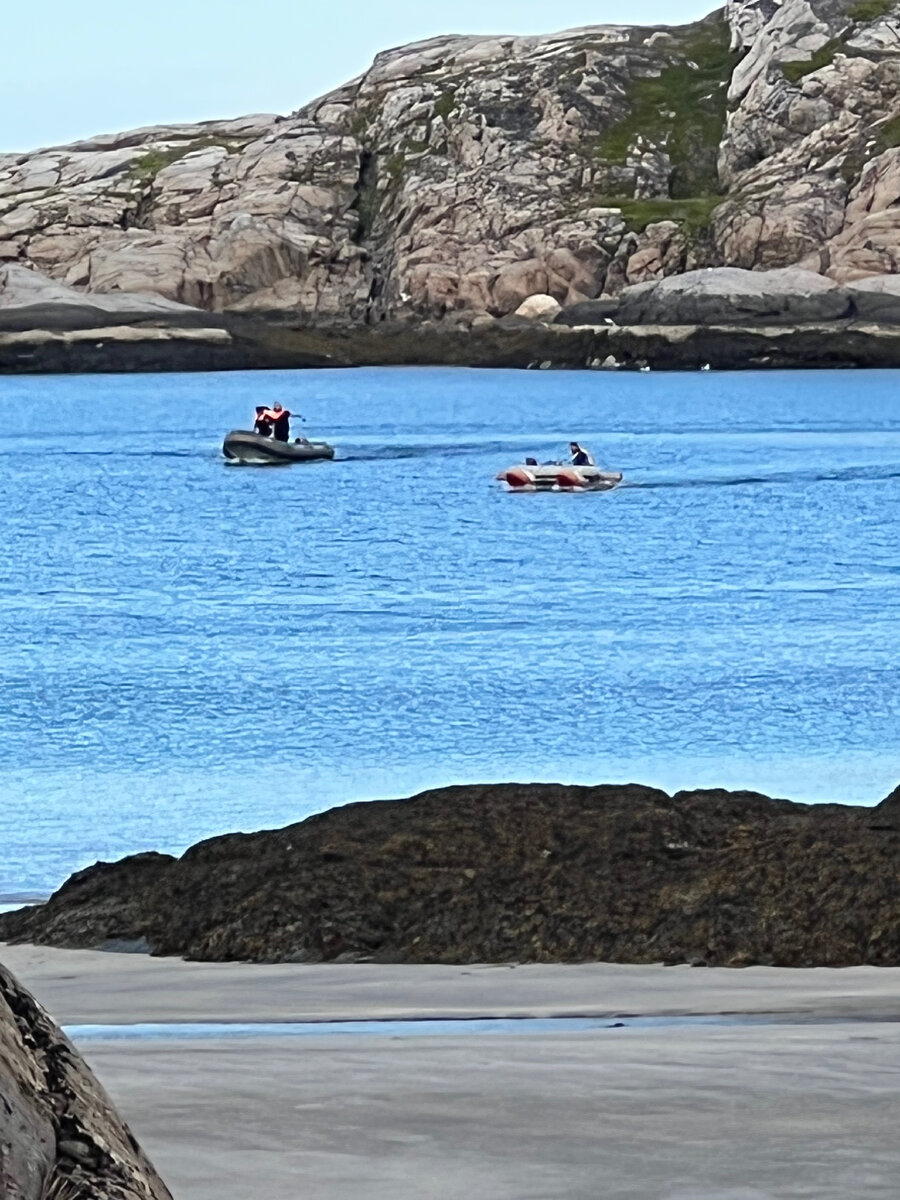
top-left (0, 960), bottom-right (172, 1199)
top-left (6, 317), bottom-right (900, 374)
top-left (3, 782), bottom-right (899, 968)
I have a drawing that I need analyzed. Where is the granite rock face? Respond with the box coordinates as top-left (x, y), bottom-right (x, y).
top-left (0, 11), bottom-right (764, 323)
top-left (2, 2), bottom-right (900, 336)
top-left (0, 960), bottom-right (172, 1199)
top-left (3, 783), bottom-right (900, 967)
top-left (717, 0), bottom-right (900, 279)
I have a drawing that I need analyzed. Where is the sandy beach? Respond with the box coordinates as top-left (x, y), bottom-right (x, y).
top-left (3, 945), bottom-right (899, 1200)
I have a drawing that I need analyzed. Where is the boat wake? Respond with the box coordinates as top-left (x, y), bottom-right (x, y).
top-left (338, 440), bottom-right (542, 462)
top-left (626, 464), bottom-right (900, 491)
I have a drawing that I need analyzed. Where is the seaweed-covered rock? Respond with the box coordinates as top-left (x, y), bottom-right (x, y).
top-left (4, 782), bottom-right (900, 968)
top-left (0, 960), bottom-right (172, 1199)
top-left (554, 297), bottom-right (621, 326)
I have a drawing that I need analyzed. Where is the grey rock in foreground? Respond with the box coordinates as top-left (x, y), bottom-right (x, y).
top-left (3, 782), bottom-right (900, 967)
top-left (0, 960), bottom-right (172, 1199)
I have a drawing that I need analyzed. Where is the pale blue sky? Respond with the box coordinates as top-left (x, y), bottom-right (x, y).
top-left (3, 0), bottom-right (712, 153)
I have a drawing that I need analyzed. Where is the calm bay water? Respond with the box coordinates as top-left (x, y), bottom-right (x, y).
top-left (1, 366), bottom-right (899, 897)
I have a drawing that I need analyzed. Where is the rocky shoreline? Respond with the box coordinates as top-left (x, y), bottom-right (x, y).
top-left (7, 263), bottom-right (900, 373)
top-left (9, 318), bottom-right (900, 374)
top-left (3, 781), bottom-right (899, 967)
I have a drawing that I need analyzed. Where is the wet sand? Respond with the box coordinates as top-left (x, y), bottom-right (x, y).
top-left (4, 945), bottom-right (900, 1200)
top-left (4, 944), bottom-right (900, 1024)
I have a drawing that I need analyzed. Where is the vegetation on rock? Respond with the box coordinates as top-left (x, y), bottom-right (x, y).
top-left (597, 195), bottom-right (723, 236)
top-left (3, 783), bottom-right (900, 967)
top-left (128, 137), bottom-right (240, 183)
top-left (590, 14), bottom-right (740, 198)
top-left (781, 37), bottom-right (846, 84)
top-left (848, 0), bottom-right (893, 21)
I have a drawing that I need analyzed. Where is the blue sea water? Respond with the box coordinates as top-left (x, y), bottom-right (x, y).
top-left (1, 365), bottom-right (899, 898)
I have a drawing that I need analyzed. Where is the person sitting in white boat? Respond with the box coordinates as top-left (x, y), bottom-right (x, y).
top-left (569, 441), bottom-right (595, 466)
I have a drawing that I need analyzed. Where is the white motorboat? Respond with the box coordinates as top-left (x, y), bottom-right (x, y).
top-left (496, 462), bottom-right (623, 492)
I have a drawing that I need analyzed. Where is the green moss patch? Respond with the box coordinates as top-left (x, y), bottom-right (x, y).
top-left (781, 38), bottom-right (843, 83)
top-left (128, 137), bottom-right (239, 184)
top-left (879, 114), bottom-right (900, 146)
top-left (433, 90), bottom-right (457, 122)
top-left (589, 14), bottom-right (741, 198)
top-left (383, 152), bottom-right (407, 180)
top-left (849, 0), bottom-right (892, 21)
top-left (600, 194), bottom-right (723, 235)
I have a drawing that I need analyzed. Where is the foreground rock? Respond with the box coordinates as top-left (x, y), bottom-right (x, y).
top-left (3, 783), bottom-right (900, 967)
top-left (0, 960), bottom-right (172, 1199)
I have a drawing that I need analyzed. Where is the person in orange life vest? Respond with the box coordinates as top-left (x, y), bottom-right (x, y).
top-left (258, 403), bottom-right (292, 442)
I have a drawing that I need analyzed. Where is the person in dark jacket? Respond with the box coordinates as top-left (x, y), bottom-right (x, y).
top-left (258, 403), bottom-right (292, 441)
top-left (569, 441), bottom-right (595, 466)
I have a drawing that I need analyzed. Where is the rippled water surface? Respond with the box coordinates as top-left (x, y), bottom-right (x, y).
top-left (1, 366), bottom-right (899, 895)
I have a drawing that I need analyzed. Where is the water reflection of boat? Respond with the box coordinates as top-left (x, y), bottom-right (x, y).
top-left (496, 462), bottom-right (623, 492)
top-left (222, 430), bottom-right (335, 465)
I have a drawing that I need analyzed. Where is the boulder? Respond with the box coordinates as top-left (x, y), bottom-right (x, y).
top-left (0, 959), bottom-right (172, 1199)
top-left (554, 297), bottom-right (620, 326)
top-left (492, 262), bottom-right (550, 314)
top-left (0, 264), bottom-right (208, 331)
top-left (846, 275), bottom-right (900, 323)
top-left (514, 293), bottom-right (562, 321)
top-left (616, 266), bottom-right (850, 326)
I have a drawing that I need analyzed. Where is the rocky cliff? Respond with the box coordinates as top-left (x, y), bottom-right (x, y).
top-left (3, 783), bottom-right (900, 967)
top-left (3, 0), bottom-right (900, 338)
top-left (0, 961), bottom-right (172, 1199)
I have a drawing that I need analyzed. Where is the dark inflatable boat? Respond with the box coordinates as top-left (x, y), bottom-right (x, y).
top-left (222, 430), bottom-right (335, 465)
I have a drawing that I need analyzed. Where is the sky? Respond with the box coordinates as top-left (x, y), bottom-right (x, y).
top-left (2, 0), bottom-right (713, 153)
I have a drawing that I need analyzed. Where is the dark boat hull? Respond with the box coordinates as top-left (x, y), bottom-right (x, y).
top-left (223, 430), bottom-right (335, 465)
